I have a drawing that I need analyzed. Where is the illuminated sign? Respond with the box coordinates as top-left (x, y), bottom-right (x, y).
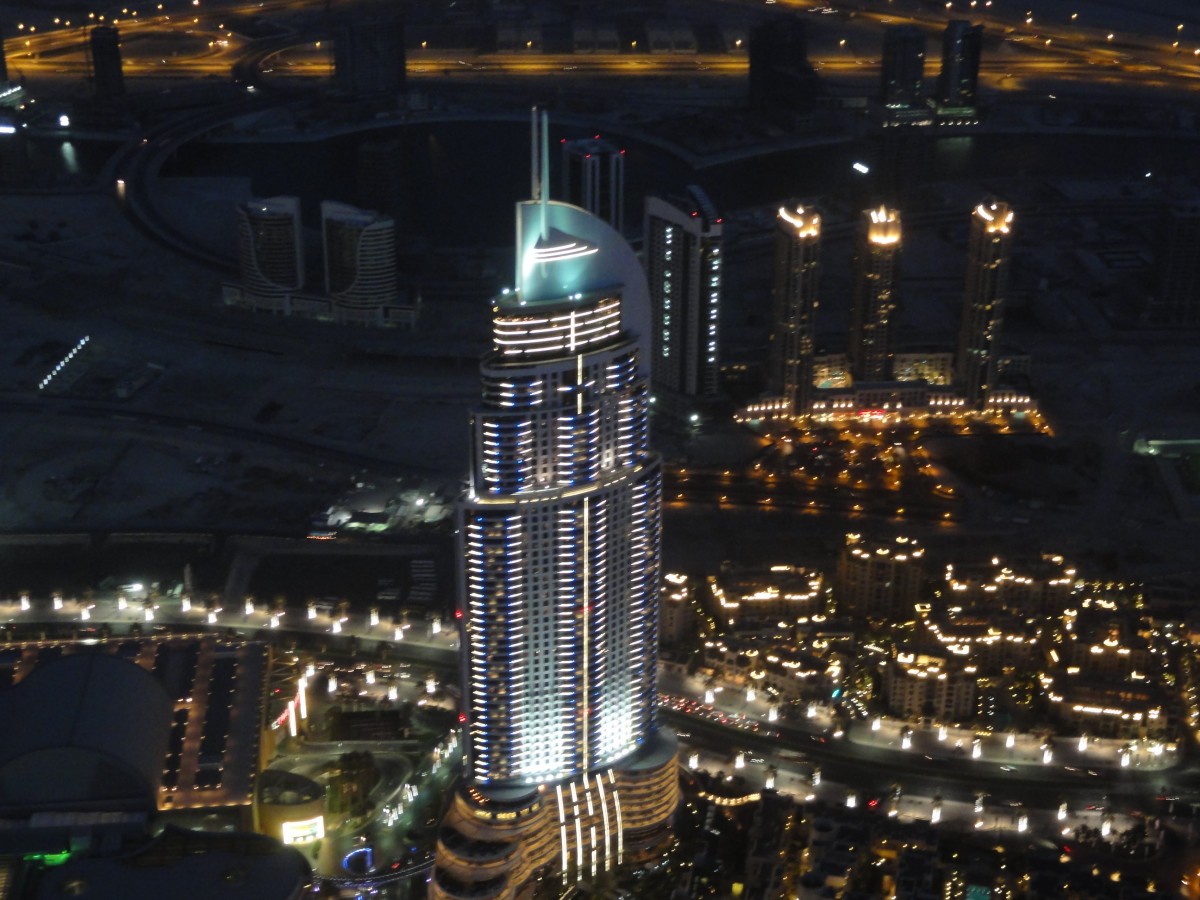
top-left (280, 816), bottom-right (324, 844)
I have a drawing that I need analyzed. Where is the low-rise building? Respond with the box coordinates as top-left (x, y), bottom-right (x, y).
top-left (882, 649), bottom-right (975, 722)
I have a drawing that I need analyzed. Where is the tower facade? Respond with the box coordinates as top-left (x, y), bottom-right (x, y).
top-left (433, 113), bottom-right (677, 900)
top-left (1149, 201), bottom-right (1200, 327)
top-left (332, 3), bottom-right (405, 99)
top-left (0, 20), bottom-right (9, 84)
top-left (849, 207), bottom-right (902, 383)
top-left (938, 21), bottom-right (983, 108)
top-left (321, 201), bottom-right (398, 324)
top-left (880, 25), bottom-right (925, 108)
top-left (769, 205), bottom-right (821, 415)
top-left (89, 26), bottom-right (125, 102)
top-left (235, 197), bottom-right (304, 314)
top-left (643, 186), bottom-right (722, 401)
top-left (956, 200), bottom-right (1013, 406)
top-left (562, 138), bottom-right (625, 234)
top-left (748, 14), bottom-right (821, 114)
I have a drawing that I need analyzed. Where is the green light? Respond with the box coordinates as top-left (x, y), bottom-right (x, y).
top-left (23, 850), bottom-right (71, 867)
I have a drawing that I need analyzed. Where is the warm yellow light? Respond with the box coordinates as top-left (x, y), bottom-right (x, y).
top-left (281, 816), bottom-right (324, 844)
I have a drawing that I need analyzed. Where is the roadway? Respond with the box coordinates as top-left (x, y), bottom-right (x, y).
top-left (7, 581), bottom-right (1191, 818)
top-left (10, 3), bottom-right (1200, 99)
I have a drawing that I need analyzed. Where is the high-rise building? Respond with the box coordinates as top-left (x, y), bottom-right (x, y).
top-left (0, 114), bottom-right (28, 184)
top-left (938, 20), bottom-right (983, 108)
top-left (768, 205), bottom-right (821, 414)
top-left (562, 137), bottom-right (625, 234)
top-left (332, 2), bottom-right (405, 100)
top-left (643, 186), bottom-right (722, 402)
top-left (0, 20), bottom-right (9, 84)
top-left (1148, 201), bottom-right (1200, 327)
top-left (956, 199), bottom-right (1013, 406)
top-left (321, 201), bottom-right (398, 325)
top-left (747, 14), bottom-right (821, 114)
top-left (356, 138), bottom-right (405, 219)
top-left (432, 112), bottom-right (678, 900)
top-left (235, 196), bottom-right (304, 314)
top-left (89, 25), bottom-right (125, 102)
top-left (849, 206), bottom-right (902, 383)
top-left (880, 25), bottom-right (925, 108)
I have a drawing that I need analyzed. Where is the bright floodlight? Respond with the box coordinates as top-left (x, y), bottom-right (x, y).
top-left (852, 162), bottom-right (870, 174)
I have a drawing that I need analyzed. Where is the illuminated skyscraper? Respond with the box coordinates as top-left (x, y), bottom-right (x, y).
top-left (432, 112), bottom-right (678, 900)
top-left (937, 20), bottom-right (983, 109)
top-left (235, 196), bottom-right (304, 314)
top-left (643, 186), bottom-right (722, 402)
top-left (769, 205), bottom-right (821, 415)
top-left (321, 201), bottom-right (398, 324)
top-left (957, 199), bottom-right (1013, 406)
top-left (562, 137), bottom-right (625, 234)
top-left (849, 206), bottom-right (902, 383)
top-left (880, 25), bottom-right (925, 108)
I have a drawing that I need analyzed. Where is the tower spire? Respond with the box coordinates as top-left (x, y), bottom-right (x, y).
top-left (530, 106), bottom-right (539, 202)
top-left (540, 109), bottom-right (550, 240)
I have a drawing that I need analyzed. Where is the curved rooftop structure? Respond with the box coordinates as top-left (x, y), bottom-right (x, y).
top-left (0, 653), bottom-right (172, 813)
top-left (513, 197), bottom-right (652, 377)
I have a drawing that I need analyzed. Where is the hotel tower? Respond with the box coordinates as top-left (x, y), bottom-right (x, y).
top-left (769, 204), bottom-right (822, 415)
top-left (957, 199), bottom-right (1013, 406)
top-left (849, 206), bottom-right (902, 383)
top-left (430, 112), bottom-right (679, 900)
